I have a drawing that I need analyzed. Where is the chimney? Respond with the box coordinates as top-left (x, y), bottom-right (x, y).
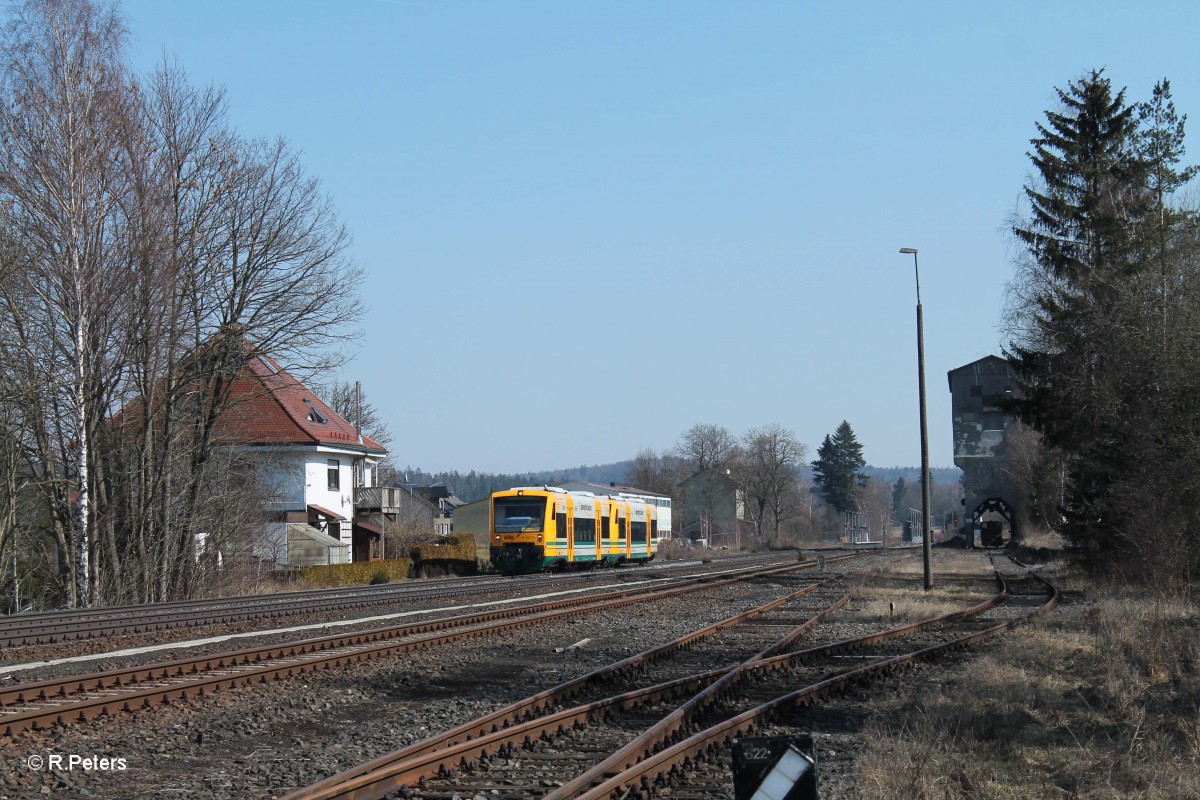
top-left (355, 381), bottom-right (362, 444)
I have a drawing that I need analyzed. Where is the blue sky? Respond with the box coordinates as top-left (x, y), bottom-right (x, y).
top-left (119, 0), bottom-right (1200, 473)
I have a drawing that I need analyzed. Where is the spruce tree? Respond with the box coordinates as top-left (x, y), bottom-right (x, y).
top-left (811, 421), bottom-right (868, 515)
top-left (891, 476), bottom-right (908, 522)
top-left (1005, 70), bottom-right (1200, 558)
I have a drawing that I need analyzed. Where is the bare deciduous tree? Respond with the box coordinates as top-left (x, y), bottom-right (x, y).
top-left (625, 447), bottom-right (682, 498)
top-left (674, 423), bottom-right (738, 474)
top-left (0, 0), bottom-right (134, 606)
top-left (314, 380), bottom-right (392, 449)
top-left (0, 1), bottom-right (364, 606)
top-left (737, 424), bottom-right (807, 543)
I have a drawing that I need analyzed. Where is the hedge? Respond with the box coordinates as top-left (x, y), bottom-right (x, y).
top-left (300, 558), bottom-right (413, 587)
top-left (411, 533), bottom-right (477, 563)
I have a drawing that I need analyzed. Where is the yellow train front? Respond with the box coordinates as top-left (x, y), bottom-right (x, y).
top-left (489, 486), bottom-right (658, 573)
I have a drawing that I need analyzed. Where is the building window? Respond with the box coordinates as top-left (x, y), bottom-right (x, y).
top-left (305, 399), bottom-right (328, 423)
top-left (327, 459), bottom-right (340, 491)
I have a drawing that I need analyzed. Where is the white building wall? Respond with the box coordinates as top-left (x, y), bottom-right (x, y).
top-left (304, 448), bottom-right (363, 549)
top-left (303, 452), bottom-right (354, 530)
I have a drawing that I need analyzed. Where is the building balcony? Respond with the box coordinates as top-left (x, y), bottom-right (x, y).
top-left (354, 486), bottom-right (408, 514)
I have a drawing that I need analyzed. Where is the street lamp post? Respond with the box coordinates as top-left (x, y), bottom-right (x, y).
top-left (899, 247), bottom-right (933, 591)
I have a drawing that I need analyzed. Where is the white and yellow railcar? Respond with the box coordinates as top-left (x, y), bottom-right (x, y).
top-left (490, 486), bottom-right (657, 573)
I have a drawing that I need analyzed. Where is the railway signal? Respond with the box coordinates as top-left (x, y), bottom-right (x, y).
top-left (732, 735), bottom-right (819, 800)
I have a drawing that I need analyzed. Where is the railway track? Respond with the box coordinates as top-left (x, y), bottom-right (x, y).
top-left (0, 554), bottom-right (852, 736)
top-left (0, 552), bottom-right (803, 649)
top-left (279, 556), bottom-right (1056, 800)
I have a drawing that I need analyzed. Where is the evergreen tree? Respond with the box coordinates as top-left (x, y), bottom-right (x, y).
top-left (1007, 69), bottom-right (1152, 543)
top-left (811, 421), bottom-right (868, 515)
top-left (1006, 70), bottom-right (1200, 582)
top-left (1137, 79), bottom-right (1198, 354)
top-left (891, 476), bottom-right (908, 522)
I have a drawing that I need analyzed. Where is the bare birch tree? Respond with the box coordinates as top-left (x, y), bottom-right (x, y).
top-left (0, 1), bottom-right (364, 606)
top-left (0, 0), bottom-right (134, 606)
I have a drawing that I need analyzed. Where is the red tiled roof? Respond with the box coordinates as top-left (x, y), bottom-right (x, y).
top-left (215, 350), bottom-right (387, 454)
top-left (354, 521), bottom-right (381, 534)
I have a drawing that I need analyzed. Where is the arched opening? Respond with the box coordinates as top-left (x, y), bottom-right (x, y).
top-left (969, 497), bottom-right (1016, 547)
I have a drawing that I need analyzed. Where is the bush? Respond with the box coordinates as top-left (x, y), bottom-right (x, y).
top-left (300, 558), bottom-right (412, 587)
top-left (411, 533), bottom-right (477, 562)
top-left (657, 538), bottom-right (693, 561)
top-left (369, 569), bottom-right (390, 585)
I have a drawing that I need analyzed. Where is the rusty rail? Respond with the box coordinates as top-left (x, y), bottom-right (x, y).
top-left (1, 556), bottom-right (839, 736)
top-left (282, 559), bottom-right (1052, 800)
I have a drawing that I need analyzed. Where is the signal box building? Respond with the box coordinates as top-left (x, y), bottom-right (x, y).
top-left (947, 355), bottom-right (1020, 544)
top-left (218, 352), bottom-right (389, 565)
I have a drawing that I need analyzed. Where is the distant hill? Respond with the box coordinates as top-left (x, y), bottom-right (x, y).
top-left (864, 466), bottom-right (963, 486)
top-left (399, 460), bottom-right (961, 503)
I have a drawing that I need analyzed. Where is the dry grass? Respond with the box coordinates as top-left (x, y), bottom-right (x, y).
top-left (844, 551), bottom-right (1000, 623)
top-left (1018, 527), bottom-right (1068, 550)
top-left (853, 565), bottom-right (1200, 798)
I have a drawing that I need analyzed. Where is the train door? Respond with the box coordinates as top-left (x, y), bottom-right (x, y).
top-left (555, 501), bottom-right (567, 564)
top-left (599, 500), bottom-right (612, 563)
top-left (629, 502), bottom-right (646, 560)
top-left (565, 495), bottom-right (574, 563)
top-left (652, 506), bottom-right (662, 556)
top-left (573, 494), bottom-right (597, 565)
top-left (619, 502), bottom-right (629, 559)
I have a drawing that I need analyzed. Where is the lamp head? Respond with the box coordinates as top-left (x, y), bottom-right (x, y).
top-left (899, 247), bottom-right (918, 254)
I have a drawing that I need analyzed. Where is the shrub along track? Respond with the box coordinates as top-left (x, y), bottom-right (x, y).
top-left (0, 552), bottom-right (798, 652)
top-left (280, 556), bottom-right (1057, 800)
top-left (0, 554), bottom-right (858, 737)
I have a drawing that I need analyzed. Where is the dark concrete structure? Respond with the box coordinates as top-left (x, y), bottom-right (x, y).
top-left (947, 355), bottom-right (1020, 543)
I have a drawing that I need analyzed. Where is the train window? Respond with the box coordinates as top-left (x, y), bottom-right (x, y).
top-left (556, 512), bottom-right (566, 537)
top-left (631, 521), bottom-right (647, 543)
top-left (575, 517), bottom-right (595, 543)
top-left (650, 519), bottom-right (658, 541)
top-left (493, 497), bottom-right (546, 532)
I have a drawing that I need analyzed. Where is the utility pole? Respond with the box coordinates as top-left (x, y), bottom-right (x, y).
top-left (900, 247), bottom-right (933, 590)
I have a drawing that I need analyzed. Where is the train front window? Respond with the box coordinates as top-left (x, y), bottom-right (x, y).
top-left (494, 497), bottom-right (546, 532)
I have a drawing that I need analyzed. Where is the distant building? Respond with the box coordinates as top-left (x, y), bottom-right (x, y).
top-left (410, 484), bottom-right (465, 537)
top-left (352, 486), bottom-right (436, 559)
top-left (676, 469), bottom-right (747, 546)
top-left (354, 483), bottom-right (466, 558)
top-left (453, 497), bottom-right (490, 548)
top-left (947, 355), bottom-right (1020, 542)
